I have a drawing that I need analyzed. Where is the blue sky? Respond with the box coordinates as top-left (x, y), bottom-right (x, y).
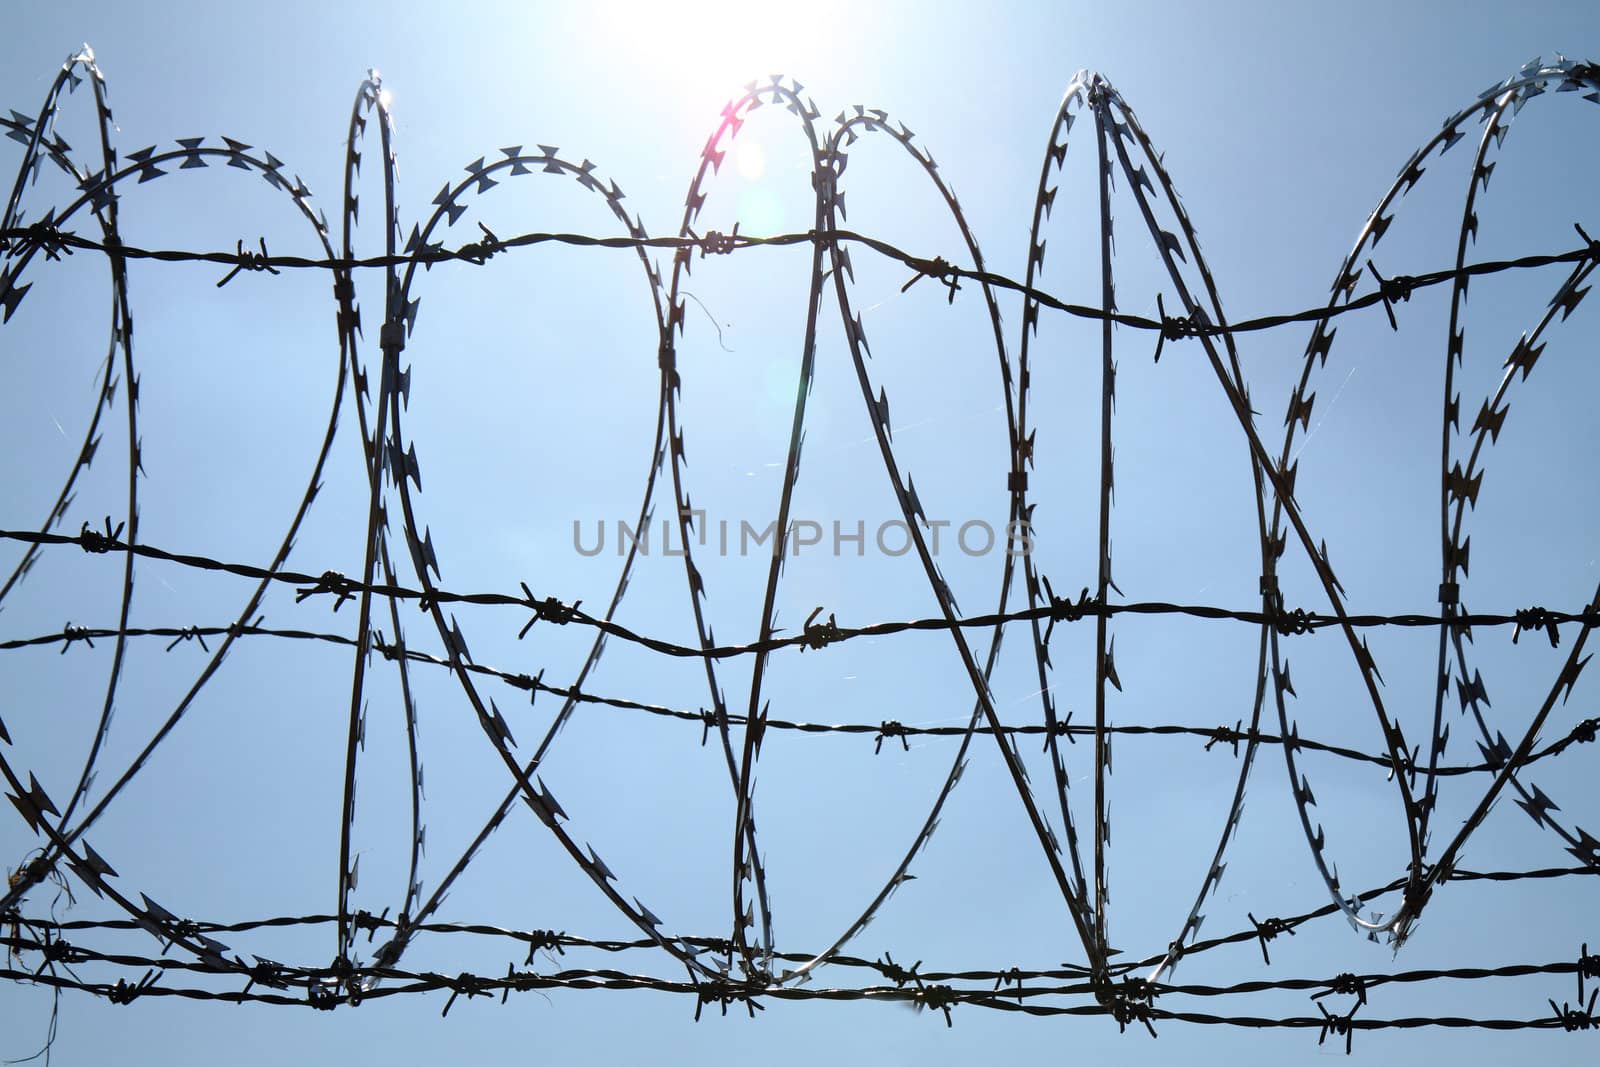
top-left (2, 1), bottom-right (1598, 1063)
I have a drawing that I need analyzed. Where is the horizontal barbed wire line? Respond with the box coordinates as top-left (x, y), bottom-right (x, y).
top-left (2, 614), bottom-right (1596, 776)
top-left (0, 947), bottom-right (1589, 1014)
top-left (3, 526), bottom-right (1596, 663)
top-left (2, 918), bottom-right (1593, 1003)
top-left (2, 221), bottom-right (1598, 347)
top-left (8, 861), bottom-right (1591, 972)
top-left (8, 823), bottom-right (1592, 1034)
top-left (3, 922), bottom-right (1597, 1040)
top-left (3, 959), bottom-right (1593, 1035)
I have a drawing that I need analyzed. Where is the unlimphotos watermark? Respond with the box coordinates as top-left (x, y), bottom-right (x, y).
top-left (572, 511), bottom-right (1035, 558)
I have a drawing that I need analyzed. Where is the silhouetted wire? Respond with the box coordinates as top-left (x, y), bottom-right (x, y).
top-left (2, 50), bottom-right (1598, 1046)
top-left (3, 223), bottom-right (1598, 344)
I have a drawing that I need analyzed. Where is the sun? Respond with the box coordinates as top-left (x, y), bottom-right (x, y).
top-left (600, 0), bottom-right (843, 120)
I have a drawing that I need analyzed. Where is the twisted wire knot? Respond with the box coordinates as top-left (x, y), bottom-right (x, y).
top-left (295, 570), bottom-right (355, 611)
top-left (307, 978), bottom-right (342, 1010)
top-left (698, 706), bottom-right (725, 747)
top-left (1204, 720), bottom-right (1248, 756)
top-left (243, 957), bottom-right (284, 993)
top-left (38, 934), bottom-right (74, 964)
top-left (1040, 578), bottom-right (1098, 645)
top-left (875, 951), bottom-right (920, 987)
top-left (524, 929), bottom-right (565, 964)
top-left (900, 255), bottom-right (961, 303)
top-left (519, 585), bottom-right (580, 638)
top-left (350, 909), bottom-right (386, 939)
top-left (216, 237), bottom-right (280, 287)
top-left (1576, 223), bottom-right (1600, 263)
top-left (440, 971), bottom-right (491, 1016)
top-left (1271, 603), bottom-right (1314, 636)
top-left (912, 978), bottom-right (957, 1027)
top-left (457, 221), bottom-right (504, 264)
top-left (692, 977), bottom-right (765, 1021)
top-left (1366, 259), bottom-right (1416, 330)
top-left (1317, 999), bottom-right (1361, 1054)
top-left (698, 223), bottom-right (740, 257)
top-left (76, 517), bottom-right (123, 554)
top-left (1313, 972), bottom-right (1369, 1006)
top-left (59, 623), bottom-right (95, 653)
top-left (1046, 712), bottom-right (1078, 747)
top-left (1549, 990), bottom-right (1599, 1032)
top-left (1380, 273), bottom-right (1415, 303)
top-left (993, 966), bottom-right (1025, 998)
top-left (1248, 912), bottom-right (1295, 965)
top-left (107, 970), bottom-right (159, 1006)
top-left (1513, 606), bottom-right (1561, 648)
top-left (874, 720), bottom-right (909, 754)
top-left (164, 626), bottom-right (211, 653)
top-left (1096, 975), bottom-right (1158, 1037)
top-left (800, 607), bottom-right (841, 652)
top-left (1152, 293), bottom-right (1197, 363)
top-left (2, 220), bottom-right (74, 260)
top-left (1578, 942), bottom-right (1600, 1001)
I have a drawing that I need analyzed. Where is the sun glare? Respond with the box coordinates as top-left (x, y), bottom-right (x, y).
top-left (734, 139), bottom-right (766, 181)
top-left (589, 0), bottom-right (842, 236)
top-left (606, 0), bottom-right (841, 118)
